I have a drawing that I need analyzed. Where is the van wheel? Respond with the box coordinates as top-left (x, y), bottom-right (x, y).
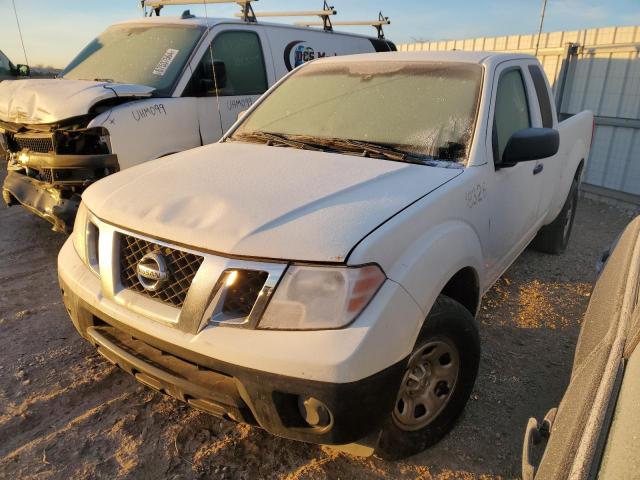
top-left (375, 295), bottom-right (480, 460)
top-left (531, 176), bottom-right (579, 255)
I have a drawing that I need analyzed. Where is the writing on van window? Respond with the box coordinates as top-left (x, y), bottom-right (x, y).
top-left (466, 182), bottom-right (487, 208)
top-left (153, 49), bottom-right (179, 76)
top-left (132, 104), bottom-right (167, 122)
top-left (227, 97), bottom-right (254, 111)
top-left (284, 41), bottom-right (337, 71)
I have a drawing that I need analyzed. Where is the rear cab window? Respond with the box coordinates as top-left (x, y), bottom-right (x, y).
top-left (528, 65), bottom-right (554, 128)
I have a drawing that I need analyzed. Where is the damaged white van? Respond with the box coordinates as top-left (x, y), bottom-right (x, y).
top-left (0, 2), bottom-right (394, 232)
top-left (59, 51), bottom-right (593, 459)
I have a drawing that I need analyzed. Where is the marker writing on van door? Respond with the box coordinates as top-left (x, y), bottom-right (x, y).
top-left (227, 98), bottom-right (254, 111)
top-left (131, 104), bottom-right (167, 122)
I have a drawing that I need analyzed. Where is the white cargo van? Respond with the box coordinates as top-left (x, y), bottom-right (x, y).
top-left (0, 1), bottom-right (395, 232)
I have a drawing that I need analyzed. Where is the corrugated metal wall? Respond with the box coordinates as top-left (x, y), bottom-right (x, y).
top-left (399, 26), bottom-right (640, 202)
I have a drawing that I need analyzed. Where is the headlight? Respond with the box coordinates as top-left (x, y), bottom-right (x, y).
top-left (258, 264), bottom-right (386, 330)
top-left (56, 127), bottom-right (111, 155)
top-left (72, 202), bottom-right (100, 275)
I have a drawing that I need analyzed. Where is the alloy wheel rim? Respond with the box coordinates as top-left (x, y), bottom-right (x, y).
top-left (392, 338), bottom-right (460, 431)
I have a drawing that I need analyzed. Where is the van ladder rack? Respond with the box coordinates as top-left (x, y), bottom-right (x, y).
top-left (236, 1), bottom-right (336, 31)
top-left (295, 11), bottom-right (390, 39)
top-left (141, 0), bottom-right (257, 22)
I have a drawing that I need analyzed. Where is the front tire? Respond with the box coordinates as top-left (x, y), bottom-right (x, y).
top-left (531, 175), bottom-right (579, 254)
top-left (375, 295), bottom-right (480, 460)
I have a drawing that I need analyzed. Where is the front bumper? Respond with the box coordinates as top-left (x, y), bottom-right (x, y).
top-left (3, 170), bottom-right (80, 233)
top-left (3, 152), bottom-right (118, 233)
top-left (60, 272), bottom-right (406, 445)
top-left (58, 238), bottom-right (423, 445)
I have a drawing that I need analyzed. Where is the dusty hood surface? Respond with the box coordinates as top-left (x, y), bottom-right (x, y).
top-left (84, 143), bottom-right (462, 262)
top-left (0, 78), bottom-right (154, 124)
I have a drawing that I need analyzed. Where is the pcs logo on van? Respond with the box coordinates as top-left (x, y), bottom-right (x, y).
top-left (284, 41), bottom-right (337, 71)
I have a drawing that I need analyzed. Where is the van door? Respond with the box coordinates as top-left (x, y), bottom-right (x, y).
top-left (485, 61), bottom-right (545, 279)
top-left (183, 26), bottom-right (272, 144)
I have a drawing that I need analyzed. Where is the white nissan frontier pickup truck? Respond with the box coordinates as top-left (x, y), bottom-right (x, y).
top-left (0, 8), bottom-right (394, 233)
top-left (58, 51), bottom-right (594, 459)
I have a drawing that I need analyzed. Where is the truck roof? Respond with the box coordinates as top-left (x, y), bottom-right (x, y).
top-left (113, 15), bottom-right (382, 41)
top-left (318, 50), bottom-right (538, 65)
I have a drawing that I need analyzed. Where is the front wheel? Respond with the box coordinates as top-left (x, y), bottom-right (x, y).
top-left (531, 176), bottom-right (579, 254)
top-left (375, 295), bottom-right (480, 460)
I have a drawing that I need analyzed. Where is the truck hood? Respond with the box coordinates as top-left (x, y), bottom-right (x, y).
top-left (0, 78), bottom-right (154, 124)
top-left (84, 143), bottom-right (462, 263)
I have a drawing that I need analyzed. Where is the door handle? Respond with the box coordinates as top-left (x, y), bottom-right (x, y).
top-left (533, 164), bottom-right (544, 175)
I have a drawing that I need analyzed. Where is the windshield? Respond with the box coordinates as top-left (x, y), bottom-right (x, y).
top-left (231, 61), bottom-right (483, 164)
top-left (60, 24), bottom-right (204, 96)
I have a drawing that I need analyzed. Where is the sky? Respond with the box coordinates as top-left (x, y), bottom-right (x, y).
top-left (1, 0), bottom-right (639, 68)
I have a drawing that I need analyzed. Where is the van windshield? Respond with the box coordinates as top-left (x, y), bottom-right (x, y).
top-left (60, 24), bottom-right (204, 96)
top-left (232, 61), bottom-right (483, 164)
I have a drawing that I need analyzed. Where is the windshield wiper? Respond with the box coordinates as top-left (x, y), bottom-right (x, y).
top-left (289, 136), bottom-right (435, 165)
top-left (93, 78), bottom-right (114, 83)
top-left (230, 131), bottom-right (325, 151)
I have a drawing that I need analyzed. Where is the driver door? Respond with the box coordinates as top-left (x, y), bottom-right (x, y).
top-left (485, 61), bottom-right (545, 280)
top-left (184, 27), bottom-right (272, 144)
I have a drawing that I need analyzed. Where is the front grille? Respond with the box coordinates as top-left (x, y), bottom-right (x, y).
top-left (119, 234), bottom-right (204, 308)
top-left (11, 134), bottom-right (54, 153)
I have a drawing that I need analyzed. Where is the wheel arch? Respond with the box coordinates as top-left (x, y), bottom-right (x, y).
top-left (440, 266), bottom-right (481, 317)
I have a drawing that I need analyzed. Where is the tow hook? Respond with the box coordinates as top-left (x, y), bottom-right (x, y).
top-left (522, 408), bottom-right (557, 480)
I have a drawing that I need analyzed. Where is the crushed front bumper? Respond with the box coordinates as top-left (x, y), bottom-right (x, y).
top-left (3, 152), bottom-right (118, 233)
top-left (3, 171), bottom-right (80, 233)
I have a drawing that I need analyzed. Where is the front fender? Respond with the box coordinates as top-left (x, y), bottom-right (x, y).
top-left (386, 220), bottom-right (484, 316)
top-left (89, 98), bottom-right (200, 170)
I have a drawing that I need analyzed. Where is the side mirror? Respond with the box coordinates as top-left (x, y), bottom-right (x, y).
top-left (502, 128), bottom-right (559, 167)
top-left (195, 60), bottom-right (227, 96)
top-left (16, 64), bottom-right (30, 77)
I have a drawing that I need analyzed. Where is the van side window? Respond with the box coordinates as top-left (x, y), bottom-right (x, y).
top-left (528, 65), bottom-right (554, 128)
top-left (492, 68), bottom-right (531, 165)
top-left (186, 30), bottom-right (268, 97)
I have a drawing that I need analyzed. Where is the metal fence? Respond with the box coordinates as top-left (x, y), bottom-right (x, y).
top-left (399, 26), bottom-right (640, 204)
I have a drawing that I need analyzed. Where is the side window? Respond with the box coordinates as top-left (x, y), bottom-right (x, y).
top-left (528, 65), bottom-right (554, 128)
top-left (492, 68), bottom-right (531, 164)
top-left (186, 30), bottom-right (268, 97)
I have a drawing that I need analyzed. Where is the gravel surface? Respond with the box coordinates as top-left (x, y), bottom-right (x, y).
top-left (0, 165), bottom-right (634, 479)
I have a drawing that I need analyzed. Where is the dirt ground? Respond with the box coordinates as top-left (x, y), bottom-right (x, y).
top-left (0, 163), bottom-right (635, 479)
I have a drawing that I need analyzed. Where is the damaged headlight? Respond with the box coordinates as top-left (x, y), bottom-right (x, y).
top-left (56, 127), bottom-right (111, 155)
top-left (258, 264), bottom-right (386, 330)
top-left (72, 202), bottom-right (100, 276)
